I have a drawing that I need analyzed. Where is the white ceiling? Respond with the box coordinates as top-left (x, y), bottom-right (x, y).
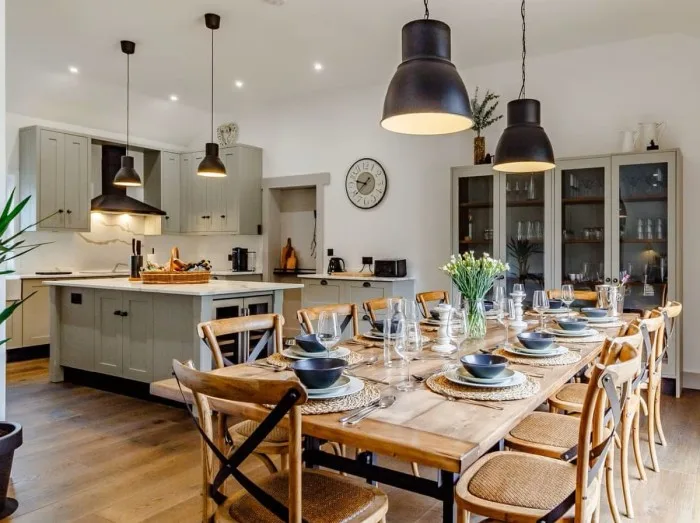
top-left (7, 0), bottom-right (698, 143)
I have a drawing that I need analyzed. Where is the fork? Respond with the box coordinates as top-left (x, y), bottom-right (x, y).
top-left (437, 392), bottom-right (504, 410)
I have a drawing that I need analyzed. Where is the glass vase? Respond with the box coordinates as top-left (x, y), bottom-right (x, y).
top-left (465, 298), bottom-right (487, 340)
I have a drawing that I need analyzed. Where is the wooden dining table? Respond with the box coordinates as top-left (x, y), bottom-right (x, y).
top-left (150, 313), bottom-right (636, 523)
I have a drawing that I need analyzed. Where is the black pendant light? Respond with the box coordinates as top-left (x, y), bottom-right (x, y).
top-left (114, 40), bottom-right (142, 187)
top-left (381, 0), bottom-right (473, 135)
top-left (493, 0), bottom-right (555, 173)
top-left (198, 13), bottom-right (226, 177)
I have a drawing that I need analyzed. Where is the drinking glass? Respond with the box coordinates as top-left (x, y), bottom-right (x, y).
top-left (561, 284), bottom-right (575, 317)
top-left (317, 311), bottom-right (340, 357)
top-left (395, 320), bottom-right (421, 391)
top-left (496, 298), bottom-right (515, 348)
top-left (383, 298), bottom-right (406, 367)
top-left (447, 308), bottom-right (468, 352)
top-left (493, 285), bottom-right (506, 308)
top-left (532, 290), bottom-right (549, 332)
top-left (404, 300), bottom-right (420, 324)
top-left (512, 283), bottom-right (525, 296)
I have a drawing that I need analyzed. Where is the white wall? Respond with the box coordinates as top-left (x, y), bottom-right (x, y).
top-left (0, 0), bottom-right (7, 419)
top-left (227, 33), bottom-right (700, 375)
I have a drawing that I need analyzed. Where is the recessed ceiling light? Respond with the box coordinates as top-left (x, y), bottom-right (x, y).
top-left (169, 94), bottom-right (179, 101)
top-left (313, 62), bottom-right (324, 72)
top-left (234, 80), bottom-right (244, 89)
top-left (69, 66), bottom-right (79, 74)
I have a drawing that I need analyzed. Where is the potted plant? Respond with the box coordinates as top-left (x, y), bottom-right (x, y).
top-left (507, 237), bottom-right (543, 284)
top-left (0, 190), bottom-right (50, 517)
top-left (441, 252), bottom-right (508, 339)
top-left (471, 87), bottom-right (503, 165)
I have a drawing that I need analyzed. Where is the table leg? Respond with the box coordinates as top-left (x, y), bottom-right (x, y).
top-left (438, 469), bottom-right (458, 523)
top-left (303, 437), bottom-right (320, 469)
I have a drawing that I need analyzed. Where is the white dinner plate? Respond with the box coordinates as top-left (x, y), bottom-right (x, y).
top-left (541, 308), bottom-right (573, 315)
top-left (504, 345), bottom-right (569, 358)
top-left (546, 328), bottom-right (599, 337)
top-left (307, 376), bottom-right (364, 400)
top-left (283, 346), bottom-right (351, 360)
top-left (584, 316), bottom-right (618, 324)
top-left (306, 375), bottom-right (351, 396)
top-left (455, 367), bottom-right (515, 385)
top-left (445, 368), bottom-right (526, 388)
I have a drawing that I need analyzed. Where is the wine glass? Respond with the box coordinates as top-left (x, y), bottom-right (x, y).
top-left (447, 307), bottom-right (468, 352)
top-left (512, 283), bottom-right (525, 296)
top-left (495, 297), bottom-right (514, 348)
top-left (395, 320), bottom-right (421, 391)
top-left (317, 311), bottom-right (340, 357)
top-left (532, 291), bottom-right (549, 332)
top-left (561, 284), bottom-right (575, 317)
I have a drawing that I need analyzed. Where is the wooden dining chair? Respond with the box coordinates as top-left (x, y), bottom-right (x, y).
top-left (547, 289), bottom-right (598, 310)
top-left (363, 296), bottom-right (402, 323)
top-left (415, 290), bottom-right (449, 318)
top-left (455, 341), bottom-right (641, 523)
top-left (172, 360), bottom-right (389, 523)
top-left (297, 303), bottom-right (360, 338)
top-left (198, 314), bottom-right (290, 473)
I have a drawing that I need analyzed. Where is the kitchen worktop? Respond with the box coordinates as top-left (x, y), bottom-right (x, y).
top-left (44, 278), bottom-right (301, 296)
top-left (8, 270), bottom-right (261, 280)
top-left (298, 273), bottom-right (415, 282)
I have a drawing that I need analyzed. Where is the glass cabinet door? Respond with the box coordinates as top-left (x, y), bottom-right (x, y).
top-left (501, 172), bottom-right (551, 295)
top-left (612, 152), bottom-right (677, 311)
top-left (451, 167), bottom-right (498, 260)
top-left (554, 157), bottom-right (612, 290)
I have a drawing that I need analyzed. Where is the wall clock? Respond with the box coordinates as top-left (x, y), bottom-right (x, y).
top-left (345, 158), bottom-right (388, 209)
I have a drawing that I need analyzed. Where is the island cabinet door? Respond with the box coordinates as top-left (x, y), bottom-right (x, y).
top-left (94, 290), bottom-right (124, 376)
top-left (122, 294), bottom-right (154, 382)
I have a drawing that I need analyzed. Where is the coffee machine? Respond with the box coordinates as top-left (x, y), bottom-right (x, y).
top-left (229, 247), bottom-right (249, 272)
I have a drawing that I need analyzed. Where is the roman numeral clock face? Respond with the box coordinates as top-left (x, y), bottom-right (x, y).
top-left (345, 158), bottom-right (387, 210)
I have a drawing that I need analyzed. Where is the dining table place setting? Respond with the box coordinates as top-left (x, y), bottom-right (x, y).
top-left (493, 331), bottom-right (583, 367)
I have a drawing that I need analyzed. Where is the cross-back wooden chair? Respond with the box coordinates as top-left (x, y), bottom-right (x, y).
top-left (547, 289), bottom-right (598, 309)
top-left (456, 340), bottom-right (641, 523)
top-left (363, 297), bottom-right (402, 323)
top-left (198, 314), bottom-right (289, 474)
top-left (296, 303), bottom-right (360, 338)
top-left (415, 290), bottom-right (449, 318)
top-left (172, 360), bottom-right (389, 523)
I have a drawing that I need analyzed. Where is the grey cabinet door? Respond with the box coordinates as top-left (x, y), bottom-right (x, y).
top-left (63, 133), bottom-right (90, 230)
top-left (219, 148), bottom-right (240, 233)
top-left (21, 280), bottom-right (51, 346)
top-left (39, 130), bottom-right (65, 229)
top-left (122, 293), bottom-right (154, 382)
top-left (94, 290), bottom-right (124, 376)
top-left (60, 289), bottom-right (95, 371)
top-left (190, 152), bottom-right (209, 232)
top-left (302, 279), bottom-right (343, 307)
top-left (237, 146), bottom-right (262, 235)
top-left (162, 152), bottom-right (181, 233)
top-left (179, 153), bottom-right (192, 232)
top-left (206, 177), bottom-right (226, 232)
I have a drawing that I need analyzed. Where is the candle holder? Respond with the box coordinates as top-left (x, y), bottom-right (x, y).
top-left (510, 291), bottom-right (528, 330)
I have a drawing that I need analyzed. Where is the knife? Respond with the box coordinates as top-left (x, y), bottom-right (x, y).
top-left (131, 238), bottom-right (136, 255)
top-left (136, 240), bottom-right (142, 256)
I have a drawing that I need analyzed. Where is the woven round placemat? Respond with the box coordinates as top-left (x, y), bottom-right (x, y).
top-left (266, 350), bottom-right (365, 368)
top-left (548, 332), bottom-right (607, 344)
top-left (426, 372), bottom-right (540, 401)
top-left (264, 383), bottom-right (381, 415)
top-left (494, 347), bottom-right (582, 367)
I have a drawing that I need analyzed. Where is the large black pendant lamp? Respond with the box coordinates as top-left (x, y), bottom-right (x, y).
top-left (493, 0), bottom-right (555, 173)
top-left (113, 40), bottom-right (142, 187)
top-left (198, 13), bottom-right (226, 177)
top-left (381, 0), bottom-right (473, 135)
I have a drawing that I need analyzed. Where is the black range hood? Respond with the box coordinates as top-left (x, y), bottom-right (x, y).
top-left (90, 145), bottom-right (165, 216)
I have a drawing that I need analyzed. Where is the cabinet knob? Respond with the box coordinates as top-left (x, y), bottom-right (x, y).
top-left (201, 216), bottom-right (207, 219)
top-left (363, 282), bottom-right (371, 288)
top-left (58, 209), bottom-right (64, 214)
top-left (612, 278), bottom-right (619, 284)
top-left (121, 311), bottom-right (129, 317)
top-left (165, 216), bottom-right (170, 220)
top-left (320, 279), bottom-right (328, 286)
top-left (605, 277), bottom-right (611, 283)
top-left (220, 215), bottom-right (226, 219)
top-left (66, 209), bottom-right (72, 214)
top-left (114, 310), bottom-right (121, 316)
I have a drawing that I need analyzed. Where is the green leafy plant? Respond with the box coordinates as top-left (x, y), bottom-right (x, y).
top-left (0, 190), bottom-right (51, 345)
top-left (507, 238), bottom-right (543, 283)
top-left (471, 87), bottom-right (503, 137)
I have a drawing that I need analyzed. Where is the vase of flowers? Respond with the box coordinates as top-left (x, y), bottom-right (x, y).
top-left (441, 252), bottom-right (509, 339)
top-left (471, 87), bottom-right (503, 165)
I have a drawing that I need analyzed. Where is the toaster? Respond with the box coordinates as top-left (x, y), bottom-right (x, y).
top-left (374, 259), bottom-right (407, 278)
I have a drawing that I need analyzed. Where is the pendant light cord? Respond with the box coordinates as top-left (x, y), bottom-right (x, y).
top-left (423, 0), bottom-right (429, 19)
top-left (210, 28), bottom-right (214, 142)
top-left (126, 53), bottom-right (130, 150)
top-left (519, 0), bottom-right (526, 99)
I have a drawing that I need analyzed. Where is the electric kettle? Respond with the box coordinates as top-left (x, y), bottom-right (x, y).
top-left (327, 257), bottom-right (345, 274)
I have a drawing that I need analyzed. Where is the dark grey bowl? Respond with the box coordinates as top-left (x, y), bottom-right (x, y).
top-left (460, 354), bottom-right (509, 379)
top-left (581, 307), bottom-right (608, 318)
top-left (484, 300), bottom-right (494, 312)
top-left (517, 332), bottom-right (556, 351)
top-left (557, 318), bottom-right (589, 331)
top-left (291, 358), bottom-right (347, 389)
top-left (548, 299), bottom-right (563, 309)
top-left (295, 334), bottom-right (326, 353)
top-left (371, 319), bottom-right (400, 334)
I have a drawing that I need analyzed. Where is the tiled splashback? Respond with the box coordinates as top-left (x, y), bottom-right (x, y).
top-left (13, 213), bottom-right (262, 273)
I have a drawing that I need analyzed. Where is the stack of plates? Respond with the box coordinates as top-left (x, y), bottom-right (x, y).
top-left (585, 316), bottom-right (618, 325)
top-left (503, 345), bottom-right (569, 358)
top-left (445, 367), bottom-right (527, 388)
top-left (546, 327), bottom-right (599, 337)
top-left (281, 346), bottom-right (351, 360)
top-left (306, 375), bottom-right (364, 399)
top-left (541, 308), bottom-right (572, 315)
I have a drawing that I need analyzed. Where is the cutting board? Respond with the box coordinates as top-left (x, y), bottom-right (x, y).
top-left (280, 238), bottom-right (297, 270)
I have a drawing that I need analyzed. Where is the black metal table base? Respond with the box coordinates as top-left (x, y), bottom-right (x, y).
top-left (303, 437), bottom-right (458, 523)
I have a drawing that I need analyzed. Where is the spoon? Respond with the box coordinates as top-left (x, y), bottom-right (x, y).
top-left (344, 396), bottom-right (396, 425)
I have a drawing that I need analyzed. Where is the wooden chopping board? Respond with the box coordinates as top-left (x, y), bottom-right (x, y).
top-left (280, 238), bottom-right (297, 270)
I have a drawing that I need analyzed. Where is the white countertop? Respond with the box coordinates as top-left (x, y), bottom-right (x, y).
top-left (298, 273), bottom-right (414, 282)
top-left (211, 270), bottom-right (263, 277)
top-left (43, 278), bottom-right (302, 296)
top-left (8, 270), bottom-right (261, 280)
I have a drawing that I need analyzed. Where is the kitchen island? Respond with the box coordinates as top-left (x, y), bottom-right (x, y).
top-left (45, 278), bottom-right (303, 384)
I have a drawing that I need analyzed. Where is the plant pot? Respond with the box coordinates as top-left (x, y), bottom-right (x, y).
top-left (473, 136), bottom-right (486, 165)
top-left (0, 423), bottom-right (22, 518)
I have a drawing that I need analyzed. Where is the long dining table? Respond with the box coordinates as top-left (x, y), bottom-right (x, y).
top-left (150, 313), bottom-right (635, 523)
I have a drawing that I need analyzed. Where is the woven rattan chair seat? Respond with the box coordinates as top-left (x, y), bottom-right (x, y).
top-left (508, 412), bottom-right (580, 450)
top-left (553, 383), bottom-right (587, 406)
top-left (229, 420), bottom-right (289, 444)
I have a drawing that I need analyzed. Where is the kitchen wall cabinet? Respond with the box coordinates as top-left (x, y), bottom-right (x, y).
top-left (160, 151), bottom-right (181, 233)
top-left (19, 126), bottom-right (90, 231)
top-left (94, 290), bottom-right (154, 382)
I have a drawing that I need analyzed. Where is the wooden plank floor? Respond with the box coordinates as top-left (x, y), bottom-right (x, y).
top-left (2, 359), bottom-right (699, 522)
